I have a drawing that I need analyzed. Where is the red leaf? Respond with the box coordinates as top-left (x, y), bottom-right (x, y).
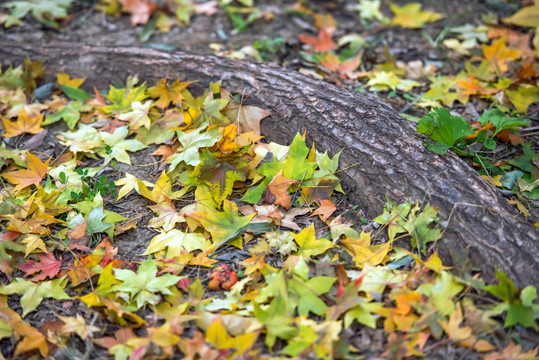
top-left (16, 252), bottom-right (61, 281)
top-left (299, 29), bottom-right (336, 52)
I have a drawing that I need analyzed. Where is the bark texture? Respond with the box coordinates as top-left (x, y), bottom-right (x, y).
top-left (1, 41), bottom-right (537, 288)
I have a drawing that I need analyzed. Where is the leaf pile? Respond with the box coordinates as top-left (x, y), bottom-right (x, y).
top-left (0, 63), bottom-right (537, 359)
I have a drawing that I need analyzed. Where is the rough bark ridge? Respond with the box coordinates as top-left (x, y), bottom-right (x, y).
top-left (1, 41), bottom-right (537, 288)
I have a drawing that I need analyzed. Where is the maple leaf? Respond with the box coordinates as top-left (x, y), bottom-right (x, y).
top-left (16, 252), bottom-right (61, 281)
top-left (1, 152), bottom-right (50, 192)
top-left (11, 319), bottom-right (49, 357)
top-left (483, 38), bottom-right (520, 73)
top-left (390, 3), bottom-right (443, 29)
top-left (293, 224), bottom-right (334, 260)
top-left (221, 89), bottom-right (272, 134)
top-left (57, 72), bottom-right (86, 88)
top-left (418, 271), bottom-right (464, 316)
top-left (319, 53), bottom-right (361, 80)
top-left (136, 171), bottom-right (183, 203)
top-left (0, 231), bottom-right (25, 276)
top-left (190, 199), bottom-right (255, 249)
top-left (205, 317), bottom-right (259, 357)
top-left (299, 29), bottom-right (337, 52)
top-left (266, 170), bottom-right (299, 209)
top-left (311, 199), bottom-right (336, 221)
top-left (119, 0), bottom-right (157, 26)
top-left (503, 2), bottom-right (539, 28)
top-left (179, 330), bottom-right (220, 360)
top-left (0, 276), bottom-right (70, 317)
top-left (144, 229), bottom-right (209, 258)
top-left (342, 232), bottom-right (391, 268)
top-left (115, 172), bottom-right (153, 200)
top-left (167, 127), bottom-right (222, 171)
top-left (110, 257), bottom-right (183, 308)
top-left (43, 100), bottom-right (90, 130)
top-left (506, 85), bottom-right (539, 113)
top-left (58, 314), bottom-right (100, 340)
top-left (186, 148), bottom-right (248, 205)
top-left (118, 100), bottom-right (152, 130)
top-left (147, 78), bottom-right (191, 108)
top-left (147, 201), bottom-right (185, 232)
top-left (483, 341), bottom-right (538, 360)
top-left (354, 0), bottom-right (385, 21)
top-left (2, 109), bottom-right (43, 137)
top-left (97, 126), bottom-right (146, 165)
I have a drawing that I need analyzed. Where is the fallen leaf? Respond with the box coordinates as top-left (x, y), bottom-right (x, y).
top-left (390, 3), bottom-right (443, 29)
top-left (2, 109), bottom-right (44, 137)
top-left (299, 29), bottom-right (337, 52)
top-left (1, 152), bottom-right (50, 192)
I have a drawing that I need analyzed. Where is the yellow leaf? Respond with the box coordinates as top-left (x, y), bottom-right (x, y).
top-left (483, 38), bottom-right (520, 73)
top-left (293, 224), bottom-right (334, 259)
top-left (2, 109), bottom-right (44, 138)
top-left (503, 3), bottom-right (539, 28)
top-left (58, 314), bottom-right (99, 340)
top-left (390, 3), bottom-right (443, 29)
top-left (2, 152), bottom-right (50, 192)
top-left (506, 86), bottom-right (539, 113)
top-left (21, 234), bottom-right (47, 257)
top-left (57, 72), bottom-right (86, 88)
top-left (482, 174), bottom-right (502, 187)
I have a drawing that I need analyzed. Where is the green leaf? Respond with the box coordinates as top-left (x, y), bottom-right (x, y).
top-left (61, 85), bottom-right (91, 101)
top-left (144, 229), bottom-right (210, 258)
top-left (167, 127), bottom-right (222, 171)
top-left (479, 109), bottom-right (529, 135)
top-left (417, 108), bottom-right (474, 149)
top-left (97, 126), bottom-right (146, 165)
top-left (0, 277), bottom-right (70, 317)
top-left (483, 268), bottom-right (517, 303)
top-left (110, 257), bottom-right (183, 308)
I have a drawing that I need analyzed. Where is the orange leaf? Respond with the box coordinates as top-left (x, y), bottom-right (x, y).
top-left (119, 0), bottom-right (157, 26)
top-left (266, 170), bottom-right (299, 209)
top-left (483, 38), bottom-right (520, 73)
top-left (2, 153), bottom-right (50, 192)
top-left (2, 109), bottom-right (44, 138)
top-left (299, 29), bottom-right (337, 52)
top-left (311, 199), bottom-right (336, 221)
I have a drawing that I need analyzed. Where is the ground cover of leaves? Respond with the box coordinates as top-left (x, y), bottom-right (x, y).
top-left (0, 0), bottom-right (538, 359)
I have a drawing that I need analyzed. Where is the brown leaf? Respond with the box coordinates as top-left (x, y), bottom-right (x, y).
top-left (68, 222), bottom-right (90, 252)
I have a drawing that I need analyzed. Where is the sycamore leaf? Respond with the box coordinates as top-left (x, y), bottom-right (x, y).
top-left (483, 38), bottom-right (520, 73)
top-left (506, 86), bottom-right (539, 113)
top-left (355, 0), bottom-right (385, 21)
top-left (293, 224), bottom-right (334, 260)
top-left (2, 109), bottom-right (43, 137)
top-left (205, 317), bottom-right (258, 355)
top-left (190, 199), bottom-right (255, 248)
top-left (57, 72), bottom-right (86, 88)
top-left (118, 100), bottom-right (152, 130)
top-left (119, 0), bottom-right (157, 26)
top-left (11, 320), bottom-right (49, 357)
top-left (148, 201), bottom-right (185, 231)
top-left (101, 81), bottom-right (147, 113)
top-left (299, 29), bottom-right (337, 52)
top-left (1, 152), bottom-right (50, 192)
top-left (144, 229), bottom-right (209, 258)
top-left (146, 78), bottom-right (192, 108)
top-left (58, 314), bottom-right (99, 340)
top-left (110, 257), bottom-right (183, 308)
top-left (503, 2), bottom-right (539, 28)
top-left (418, 271), bottom-right (464, 316)
top-left (115, 172), bottom-right (153, 200)
top-left (483, 341), bottom-right (538, 360)
top-left (167, 127), bottom-right (222, 171)
top-left (390, 3), bottom-right (443, 28)
top-left (266, 170), bottom-right (299, 209)
top-left (0, 277), bottom-right (70, 317)
top-left (221, 89), bottom-right (272, 134)
top-left (97, 126), bottom-right (146, 165)
top-left (15, 252), bottom-right (61, 281)
top-left (59, 124), bottom-right (102, 155)
top-left (43, 100), bottom-right (89, 129)
top-left (136, 171), bottom-right (182, 203)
